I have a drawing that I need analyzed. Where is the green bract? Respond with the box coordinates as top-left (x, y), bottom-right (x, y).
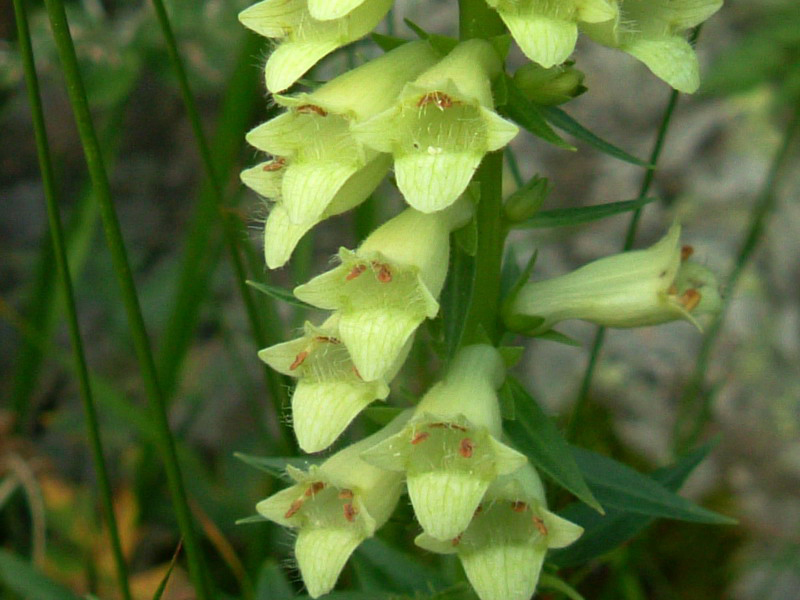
top-left (581, 0), bottom-right (724, 93)
top-left (256, 411), bottom-right (410, 598)
top-left (486, 0), bottom-right (618, 68)
top-left (361, 345), bottom-right (527, 541)
top-left (353, 39), bottom-right (518, 213)
top-left (503, 223), bottom-right (722, 335)
top-left (415, 464), bottom-right (583, 600)
top-left (258, 315), bottom-right (410, 453)
top-left (239, 0), bottom-right (392, 93)
top-left (294, 200), bottom-right (473, 382)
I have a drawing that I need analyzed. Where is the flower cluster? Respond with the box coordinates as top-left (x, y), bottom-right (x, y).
top-left (238, 0), bottom-right (725, 598)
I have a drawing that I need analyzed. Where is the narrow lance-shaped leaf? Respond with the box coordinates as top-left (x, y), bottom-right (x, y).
top-left (514, 197), bottom-right (656, 229)
top-left (246, 280), bottom-right (313, 309)
top-left (503, 376), bottom-right (602, 512)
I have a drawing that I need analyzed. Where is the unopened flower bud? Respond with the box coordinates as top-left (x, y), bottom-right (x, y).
top-left (503, 223), bottom-right (722, 335)
top-left (503, 175), bottom-right (551, 223)
top-left (361, 345), bottom-right (527, 541)
top-left (294, 199), bottom-right (473, 381)
top-left (257, 411), bottom-right (411, 598)
top-left (415, 464), bottom-right (583, 600)
top-left (512, 62), bottom-right (585, 105)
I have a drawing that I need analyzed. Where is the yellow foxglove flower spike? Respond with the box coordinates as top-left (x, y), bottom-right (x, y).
top-left (239, 0), bottom-right (393, 93)
top-left (415, 464), bottom-right (583, 600)
top-left (294, 199), bottom-right (473, 382)
top-left (353, 39), bottom-right (519, 213)
top-left (361, 345), bottom-right (528, 541)
top-left (257, 411), bottom-right (411, 598)
top-left (485, 0), bottom-right (618, 68)
top-left (503, 222), bottom-right (723, 335)
top-left (580, 0), bottom-right (724, 93)
top-left (258, 315), bottom-right (411, 453)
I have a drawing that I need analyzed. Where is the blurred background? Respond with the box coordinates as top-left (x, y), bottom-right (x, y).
top-left (1, 0), bottom-right (799, 598)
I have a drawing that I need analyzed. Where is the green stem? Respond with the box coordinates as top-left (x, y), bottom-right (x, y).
top-left (674, 102), bottom-right (800, 453)
top-left (41, 2), bottom-right (211, 598)
top-left (567, 36), bottom-right (690, 439)
top-left (12, 2), bottom-right (132, 598)
top-left (147, 1), bottom-right (295, 452)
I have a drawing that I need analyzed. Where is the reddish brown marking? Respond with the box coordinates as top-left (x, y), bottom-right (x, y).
top-left (411, 432), bottom-right (430, 445)
top-left (284, 499), bottom-right (304, 518)
top-left (296, 104), bottom-right (328, 116)
top-left (428, 422), bottom-right (468, 431)
top-left (343, 503), bottom-right (358, 522)
top-left (417, 91), bottom-right (456, 109)
top-left (667, 284), bottom-right (679, 296)
top-left (459, 438), bottom-right (475, 458)
top-left (473, 505), bottom-right (483, 517)
top-left (376, 264), bottom-right (392, 283)
top-left (681, 245), bottom-right (694, 261)
top-left (532, 515), bottom-right (548, 536)
top-left (351, 365), bottom-right (362, 380)
top-left (338, 489), bottom-right (354, 499)
top-left (451, 534), bottom-right (462, 547)
top-left (680, 289), bottom-right (701, 312)
top-left (511, 501), bottom-right (528, 513)
top-left (304, 481), bottom-right (325, 497)
top-left (262, 157), bottom-right (285, 171)
top-left (290, 350), bottom-right (309, 371)
top-left (314, 336), bottom-right (340, 344)
top-left (346, 264), bottom-right (367, 281)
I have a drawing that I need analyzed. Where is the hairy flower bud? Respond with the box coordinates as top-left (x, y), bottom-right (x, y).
top-left (361, 345), bottom-right (527, 541)
top-left (294, 200), bottom-right (473, 381)
top-left (503, 223), bottom-right (722, 335)
top-left (581, 0), bottom-right (723, 92)
top-left (512, 61), bottom-right (586, 105)
top-left (239, 0), bottom-right (392, 93)
top-left (415, 464), bottom-right (583, 600)
top-left (353, 39), bottom-right (518, 213)
top-left (258, 315), bottom-right (410, 452)
top-left (257, 411), bottom-right (410, 598)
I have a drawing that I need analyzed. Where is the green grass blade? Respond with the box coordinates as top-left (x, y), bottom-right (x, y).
top-left (567, 28), bottom-right (702, 440)
top-left (12, 2), bottom-right (131, 598)
top-left (674, 102), bottom-right (800, 453)
top-left (40, 2), bottom-right (211, 598)
top-left (145, 3), bottom-right (294, 451)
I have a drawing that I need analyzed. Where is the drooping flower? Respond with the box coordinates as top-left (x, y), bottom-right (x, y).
top-left (503, 223), bottom-right (722, 335)
top-left (258, 315), bottom-right (410, 453)
top-left (239, 0), bottom-right (393, 93)
top-left (580, 0), bottom-right (724, 93)
top-left (415, 464), bottom-right (583, 600)
top-left (257, 411), bottom-right (411, 598)
top-left (352, 39), bottom-right (519, 213)
top-left (485, 0), bottom-right (619, 68)
top-left (361, 345), bottom-right (528, 541)
top-left (294, 199), bottom-right (473, 382)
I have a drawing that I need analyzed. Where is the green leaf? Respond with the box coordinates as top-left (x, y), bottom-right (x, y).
top-left (538, 573), bottom-right (585, 600)
top-left (500, 76), bottom-right (575, 150)
top-left (503, 377), bottom-right (602, 512)
top-left (571, 445), bottom-right (735, 524)
top-left (540, 105), bottom-right (650, 166)
top-left (0, 549), bottom-right (82, 600)
top-left (362, 405), bottom-right (405, 425)
top-left (236, 515), bottom-right (268, 525)
top-left (245, 280), bottom-right (312, 309)
top-left (551, 440), bottom-right (725, 566)
top-left (255, 560), bottom-right (294, 600)
top-left (371, 33), bottom-right (408, 52)
top-left (534, 329), bottom-right (581, 347)
top-left (233, 453), bottom-right (320, 479)
top-left (514, 197), bottom-right (656, 229)
top-left (500, 247), bottom-right (537, 304)
top-left (354, 538), bottom-right (448, 594)
top-left (498, 379), bottom-right (516, 420)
